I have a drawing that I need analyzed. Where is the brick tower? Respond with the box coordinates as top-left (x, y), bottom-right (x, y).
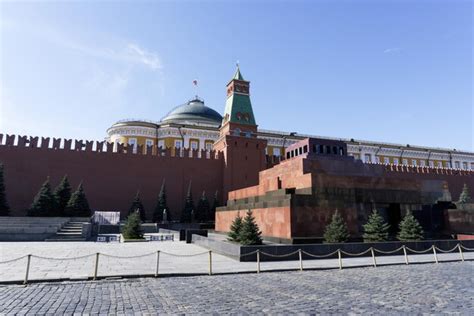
top-left (213, 66), bottom-right (267, 200)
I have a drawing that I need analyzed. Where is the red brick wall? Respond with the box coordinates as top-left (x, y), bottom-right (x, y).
top-left (0, 144), bottom-right (223, 219)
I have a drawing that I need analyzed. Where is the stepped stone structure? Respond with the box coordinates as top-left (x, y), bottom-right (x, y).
top-left (0, 66), bottom-right (473, 242)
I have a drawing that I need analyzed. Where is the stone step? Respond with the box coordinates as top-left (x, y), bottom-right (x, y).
top-left (45, 238), bottom-right (87, 242)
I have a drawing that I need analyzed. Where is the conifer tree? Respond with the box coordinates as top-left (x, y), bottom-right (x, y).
top-left (122, 211), bottom-right (144, 239)
top-left (397, 211), bottom-right (424, 241)
top-left (227, 212), bottom-right (243, 242)
top-left (129, 191), bottom-right (146, 221)
top-left (458, 184), bottom-right (471, 204)
top-left (53, 175), bottom-right (71, 216)
top-left (65, 183), bottom-right (91, 217)
top-left (0, 163), bottom-right (10, 216)
top-left (196, 191), bottom-right (210, 222)
top-left (323, 210), bottom-right (349, 243)
top-left (210, 190), bottom-right (219, 222)
top-left (362, 209), bottom-right (390, 242)
top-left (153, 180), bottom-right (169, 223)
top-left (181, 181), bottom-right (194, 223)
top-left (28, 178), bottom-right (57, 217)
top-left (239, 209), bottom-right (262, 245)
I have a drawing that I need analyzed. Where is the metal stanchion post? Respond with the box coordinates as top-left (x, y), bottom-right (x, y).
top-left (338, 249), bottom-right (342, 270)
top-left (298, 249), bottom-right (303, 271)
top-left (370, 247), bottom-right (377, 267)
top-left (23, 255), bottom-right (31, 285)
top-left (257, 250), bottom-right (260, 274)
top-left (208, 250), bottom-right (212, 276)
top-left (93, 253), bottom-right (100, 280)
top-left (458, 244), bottom-right (464, 262)
top-left (155, 251), bottom-right (160, 277)
top-left (403, 245), bottom-right (409, 265)
top-left (432, 245), bottom-right (438, 264)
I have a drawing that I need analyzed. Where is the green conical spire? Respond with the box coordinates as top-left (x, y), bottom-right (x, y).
top-left (223, 65), bottom-right (256, 126)
top-left (232, 65), bottom-right (245, 81)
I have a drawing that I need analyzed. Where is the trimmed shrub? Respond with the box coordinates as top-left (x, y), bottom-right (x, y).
top-left (323, 210), bottom-right (349, 243)
top-left (458, 183), bottom-right (471, 204)
top-left (65, 183), bottom-right (91, 217)
top-left (53, 175), bottom-right (71, 216)
top-left (398, 211), bottom-right (424, 241)
top-left (181, 181), bottom-right (194, 223)
top-left (28, 178), bottom-right (57, 217)
top-left (362, 209), bottom-right (390, 242)
top-left (239, 209), bottom-right (262, 245)
top-left (122, 212), bottom-right (144, 239)
top-left (227, 212), bottom-right (243, 242)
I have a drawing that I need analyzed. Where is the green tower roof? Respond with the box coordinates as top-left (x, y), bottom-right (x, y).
top-left (232, 66), bottom-right (245, 81)
top-left (223, 66), bottom-right (256, 126)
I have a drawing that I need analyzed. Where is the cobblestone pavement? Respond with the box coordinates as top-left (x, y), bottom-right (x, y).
top-left (0, 262), bottom-right (473, 315)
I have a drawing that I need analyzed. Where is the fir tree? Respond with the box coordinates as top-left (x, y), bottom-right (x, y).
top-left (129, 191), bottom-right (146, 221)
top-left (239, 209), bottom-right (262, 245)
top-left (227, 212), bottom-right (243, 242)
top-left (210, 190), bottom-right (219, 222)
top-left (0, 163), bottom-right (10, 216)
top-left (323, 210), bottom-right (349, 243)
top-left (53, 175), bottom-right (71, 216)
top-left (181, 181), bottom-right (194, 223)
top-left (65, 183), bottom-right (91, 217)
top-left (153, 180), bottom-right (169, 223)
top-left (121, 211), bottom-right (144, 239)
top-left (458, 184), bottom-right (471, 204)
top-left (28, 178), bottom-right (57, 217)
top-left (397, 211), bottom-right (424, 241)
top-left (362, 209), bottom-right (390, 242)
top-left (196, 191), bottom-right (210, 222)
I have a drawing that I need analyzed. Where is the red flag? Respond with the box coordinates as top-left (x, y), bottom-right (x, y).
top-left (193, 79), bottom-right (198, 86)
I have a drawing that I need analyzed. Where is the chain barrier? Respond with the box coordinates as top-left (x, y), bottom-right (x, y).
top-left (405, 247), bottom-right (434, 254)
top-left (434, 245), bottom-right (460, 253)
top-left (159, 251), bottom-right (209, 257)
top-left (31, 254), bottom-right (96, 261)
top-left (340, 248), bottom-right (372, 256)
top-left (259, 250), bottom-right (300, 258)
top-left (461, 245), bottom-right (474, 251)
top-left (0, 255), bottom-right (28, 264)
top-left (101, 252), bottom-right (156, 259)
top-left (373, 246), bottom-right (404, 255)
top-left (301, 249), bottom-right (339, 258)
top-left (239, 250), bottom-right (259, 258)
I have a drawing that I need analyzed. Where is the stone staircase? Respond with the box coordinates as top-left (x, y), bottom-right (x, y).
top-left (45, 221), bottom-right (87, 242)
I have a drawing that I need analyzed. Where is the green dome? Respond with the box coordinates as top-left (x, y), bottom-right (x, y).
top-left (161, 98), bottom-right (222, 126)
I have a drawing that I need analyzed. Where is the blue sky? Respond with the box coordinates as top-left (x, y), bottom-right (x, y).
top-left (1, 0), bottom-right (472, 150)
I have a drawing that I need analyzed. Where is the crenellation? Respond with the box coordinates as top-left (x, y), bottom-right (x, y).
top-left (52, 138), bottom-right (61, 150)
top-left (85, 141), bottom-right (94, 152)
top-left (96, 141), bottom-right (105, 153)
top-left (6, 134), bottom-right (15, 146)
top-left (17, 135), bottom-right (29, 147)
top-left (63, 139), bottom-right (72, 150)
top-left (40, 137), bottom-right (50, 149)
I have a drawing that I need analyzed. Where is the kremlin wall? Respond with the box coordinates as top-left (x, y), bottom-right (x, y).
top-left (1, 66), bottom-right (473, 241)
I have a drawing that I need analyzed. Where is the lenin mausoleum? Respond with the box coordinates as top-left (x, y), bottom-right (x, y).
top-left (1, 67), bottom-right (473, 243)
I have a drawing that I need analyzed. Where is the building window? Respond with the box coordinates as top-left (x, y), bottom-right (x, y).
top-left (420, 160), bottom-right (425, 167)
top-left (375, 156), bottom-right (380, 163)
top-left (412, 159), bottom-right (417, 166)
top-left (428, 161), bottom-right (434, 167)
top-left (365, 154), bottom-right (372, 163)
top-left (393, 158), bottom-right (399, 165)
top-left (190, 141), bottom-right (198, 150)
top-left (205, 143), bottom-right (213, 151)
top-left (455, 161), bottom-right (460, 169)
top-left (303, 145), bottom-right (308, 153)
top-left (174, 140), bottom-right (182, 149)
top-left (462, 162), bottom-right (468, 170)
top-left (128, 138), bottom-right (137, 154)
top-left (325, 145), bottom-right (331, 154)
top-left (158, 140), bottom-right (165, 149)
top-left (471, 163), bottom-right (474, 170)
top-left (146, 139), bottom-right (154, 148)
top-left (318, 145), bottom-right (324, 154)
top-left (402, 159), bottom-right (408, 165)
top-left (437, 161), bottom-right (443, 168)
top-left (384, 157), bottom-right (390, 164)
top-left (274, 148), bottom-right (281, 156)
top-left (332, 146), bottom-right (337, 155)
